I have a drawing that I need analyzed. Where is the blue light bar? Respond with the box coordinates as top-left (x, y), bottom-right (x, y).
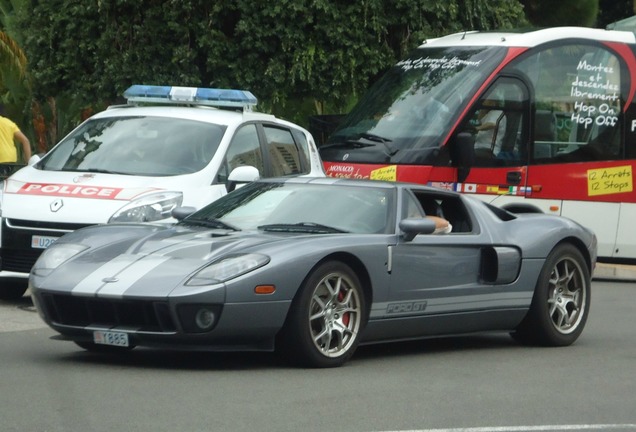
top-left (123, 85), bottom-right (257, 110)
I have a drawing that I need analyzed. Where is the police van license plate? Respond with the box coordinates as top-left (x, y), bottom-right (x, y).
top-left (31, 235), bottom-right (59, 249)
top-left (93, 330), bottom-right (129, 347)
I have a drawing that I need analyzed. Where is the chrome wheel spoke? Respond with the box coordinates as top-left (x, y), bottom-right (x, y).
top-left (308, 271), bottom-right (362, 357)
top-left (547, 257), bottom-right (586, 334)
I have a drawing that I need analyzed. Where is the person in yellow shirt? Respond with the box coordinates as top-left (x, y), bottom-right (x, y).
top-left (0, 114), bottom-right (31, 163)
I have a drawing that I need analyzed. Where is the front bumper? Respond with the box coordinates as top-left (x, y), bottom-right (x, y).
top-left (32, 290), bottom-right (292, 352)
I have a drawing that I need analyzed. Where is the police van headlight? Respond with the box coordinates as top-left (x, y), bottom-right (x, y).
top-left (109, 191), bottom-right (183, 223)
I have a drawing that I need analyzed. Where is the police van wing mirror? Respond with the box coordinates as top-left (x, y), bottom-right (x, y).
top-left (28, 154), bottom-right (41, 166)
top-left (227, 165), bottom-right (260, 192)
top-left (451, 132), bottom-right (475, 183)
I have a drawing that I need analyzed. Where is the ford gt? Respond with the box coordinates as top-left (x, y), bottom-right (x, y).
top-left (29, 177), bottom-right (597, 367)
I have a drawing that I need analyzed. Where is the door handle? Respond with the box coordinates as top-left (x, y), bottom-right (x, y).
top-left (506, 171), bottom-right (522, 185)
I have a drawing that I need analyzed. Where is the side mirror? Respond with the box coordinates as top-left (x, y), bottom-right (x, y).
top-left (227, 165), bottom-right (260, 193)
top-left (450, 132), bottom-right (475, 183)
top-left (172, 206), bottom-right (197, 221)
top-left (399, 218), bottom-right (437, 241)
top-left (28, 154), bottom-right (41, 166)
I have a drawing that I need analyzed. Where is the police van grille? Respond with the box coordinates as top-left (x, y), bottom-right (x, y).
top-left (6, 219), bottom-right (91, 232)
top-left (40, 293), bottom-right (177, 333)
top-left (0, 248), bottom-right (41, 273)
top-left (1, 219), bottom-right (93, 273)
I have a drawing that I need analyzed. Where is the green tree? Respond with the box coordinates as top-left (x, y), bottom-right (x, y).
top-left (598, 0), bottom-right (634, 27)
top-left (14, 0), bottom-right (526, 148)
top-left (520, 0), bottom-right (599, 27)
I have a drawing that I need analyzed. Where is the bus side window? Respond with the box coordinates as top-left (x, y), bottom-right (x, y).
top-left (461, 78), bottom-right (528, 167)
top-left (510, 44), bottom-right (625, 164)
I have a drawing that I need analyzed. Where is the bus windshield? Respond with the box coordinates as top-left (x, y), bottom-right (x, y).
top-left (322, 45), bottom-right (508, 164)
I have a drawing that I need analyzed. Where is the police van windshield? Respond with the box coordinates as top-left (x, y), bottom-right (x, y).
top-left (322, 45), bottom-right (507, 164)
top-left (38, 116), bottom-right (227, 176)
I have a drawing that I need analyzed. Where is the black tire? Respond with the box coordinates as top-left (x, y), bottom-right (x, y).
top-left (512, 243), bottom-right (590, 346)
top-left (0, 280), bottom-right (28, 300)
top-left (278, 261), bottom-right (367, 368)
top-left (74, 341), bottom-right (135, 353)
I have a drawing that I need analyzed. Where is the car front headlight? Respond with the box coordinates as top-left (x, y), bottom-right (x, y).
top-left (186, 254), bottom-right (270, 286)
top-left (109, 191), bottom-right (183, 223)
top-left (32, 243), bottom-right (89, 277)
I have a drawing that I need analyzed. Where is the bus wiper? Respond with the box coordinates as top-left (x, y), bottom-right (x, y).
top-left (182, 218), bottom-right (241, 231)
top-left (258, 222), bottom-right (349, 234)
top-left (324, 134), bottom-right (398, 157)
top-left (357, 133), bottom-right (398, 156)
top-left (359, 133), bottom-right (393, 143)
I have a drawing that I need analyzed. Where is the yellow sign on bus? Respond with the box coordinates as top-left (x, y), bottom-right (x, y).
top-left (587, 165), bottom-right (633, 196)
top-left (370, 165), bottom-right (397, 181)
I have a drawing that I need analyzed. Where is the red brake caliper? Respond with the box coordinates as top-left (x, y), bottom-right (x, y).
top-left (338, 289), bottom-right (350, 326)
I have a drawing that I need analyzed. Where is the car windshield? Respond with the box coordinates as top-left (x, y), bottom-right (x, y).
top-left (37, 116), bottom-right (227, 176)
top-left (321, 45), bottom-right (507, 164)
top-left (184, 181), bottom-right (395, 234)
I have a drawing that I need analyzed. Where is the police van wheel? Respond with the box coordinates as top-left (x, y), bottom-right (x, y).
top-left (0, 281), bottom-right (28, 300)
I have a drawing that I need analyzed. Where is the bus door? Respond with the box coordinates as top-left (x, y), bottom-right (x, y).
top-left (500, 41), bottom-right (636, 259)
top-left (453, 76), bottom-right (534, 210)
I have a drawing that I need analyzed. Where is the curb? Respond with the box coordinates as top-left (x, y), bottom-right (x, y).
top-left (593, 263), bottom-right (636, 281)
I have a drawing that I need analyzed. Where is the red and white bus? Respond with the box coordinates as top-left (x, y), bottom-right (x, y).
top-left (320, 26), bottom-right (636, 262)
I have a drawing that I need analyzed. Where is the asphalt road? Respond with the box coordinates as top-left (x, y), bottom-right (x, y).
top-left (1, 279), bottom-right (635, 432)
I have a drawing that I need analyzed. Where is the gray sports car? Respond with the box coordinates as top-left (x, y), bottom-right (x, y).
top-left (29, 177), bottom-right (597, 367)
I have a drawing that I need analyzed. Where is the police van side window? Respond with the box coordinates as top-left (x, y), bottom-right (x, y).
top-left (218, 124), bottom-right (265, 183)
top-left (262, 125), bottom-right (306, 176)
top-left (511, 44), bottom-right (624, 164)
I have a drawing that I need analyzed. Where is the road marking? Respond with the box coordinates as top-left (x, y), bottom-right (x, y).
top-left (379, 425), bottom-right (636, 432)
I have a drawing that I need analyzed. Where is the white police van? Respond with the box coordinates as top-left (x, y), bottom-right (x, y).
top-left (0, 85), bottom-right (325, 299)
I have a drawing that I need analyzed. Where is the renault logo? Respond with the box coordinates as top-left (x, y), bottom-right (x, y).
top-left (50, 199), bottom-right (63, 212)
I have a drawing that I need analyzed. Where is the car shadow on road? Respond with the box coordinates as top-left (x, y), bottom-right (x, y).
top-left (354, 332), bottom-right (519, 362)
top-left (56, 332), bottom-right (519, 371)
top-left (2, 292), bottom-right (35, 309)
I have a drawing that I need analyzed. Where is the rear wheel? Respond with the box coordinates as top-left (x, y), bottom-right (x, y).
top-left (278, 261), bottom-right (367, 368)
top-left (512, 243), bottom-right (590, 346)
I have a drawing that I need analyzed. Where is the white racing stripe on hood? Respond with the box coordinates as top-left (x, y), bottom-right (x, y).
top-left (72, 254), bottom-right (170, 297)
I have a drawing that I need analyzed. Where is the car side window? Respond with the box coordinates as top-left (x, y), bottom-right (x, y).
top-left (412, 191), bottom-right (473, 233)
top-left (263, 125), bottom-right (306, 176)
top-left (403, 192), bottom-right (425, 218)
top-left (218, 124), bottom-right (265, 183)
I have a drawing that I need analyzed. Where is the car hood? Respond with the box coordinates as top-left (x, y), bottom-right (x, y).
top-left (35, 224), bottom-right (296, 298)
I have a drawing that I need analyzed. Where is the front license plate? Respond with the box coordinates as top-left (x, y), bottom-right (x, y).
top-left (31, 235), bottom-right (59, 249)
top-left (93, 330), bottom-right (129, 347)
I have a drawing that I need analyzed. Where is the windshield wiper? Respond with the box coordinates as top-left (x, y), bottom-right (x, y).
top-left (258, 222), bottom-right (349, 234)
top-left (358, 133), bottom-right (393, 143)
top-left (57, 168), bottom-right (131, 175)
top-left (181, 218), bottom-right (241, 231)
